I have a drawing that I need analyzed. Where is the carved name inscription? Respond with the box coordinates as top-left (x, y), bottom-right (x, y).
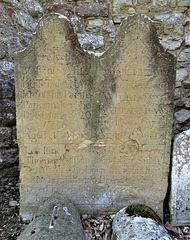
top-left (15, 14), bottom-right (175, 220)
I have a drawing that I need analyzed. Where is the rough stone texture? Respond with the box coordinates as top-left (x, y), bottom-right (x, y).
top-left (103, 19), bottom-right (116, 33)
top-left (71, 17), bottom-right (83, 33)
top-left (177, 0), bottom-right (190, 6)
top-left (48, 3), bottom-right (74, 16)
top-left (113, 0), bottom-right (133, 14)
top-left (0, 127), bottom-right (11, 147)
top-left (76, 3), bottom-right (108, 17)
top-left (176, 69), bottom-right (188, 87)
top-left (155, 12), bottom-right (183, 25)
top-left (0, 100), bottom-right (16, 125)
top-left (177, 49), bottom-right (190, 67)
top-left (0, 79), bottom-right (15, 99)
top-left (77, 33), bottom-right (104, 50)
top-left (15, 14), bottom-right (175, 220)
top-left (185, 32), bottom-right (190, 46)
top-left (111, 207), bottom-right (172, 240)
top-left (159, 36), bottom-right (183, 51)
top-left (174, 109), bottom-right (190, 123)
top-left (170, 129), bottom-right (190, 226)
top-left (0, 148), bottom-right (19, 179)
top-left (86, 26), bottom-right (100, 33)
top-left (17, 198), bottom-right (85, 240)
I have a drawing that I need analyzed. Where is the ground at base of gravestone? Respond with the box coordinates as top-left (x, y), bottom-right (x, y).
top-left (0, 178), bottom-right (189, 240)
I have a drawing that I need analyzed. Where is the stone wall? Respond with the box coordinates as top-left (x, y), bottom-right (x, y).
top-left (0, 0), bottom-right (190, 180)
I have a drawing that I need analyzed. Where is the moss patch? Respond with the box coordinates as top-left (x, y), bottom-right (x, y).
top-left (125, 203), bottom-right (162, 225)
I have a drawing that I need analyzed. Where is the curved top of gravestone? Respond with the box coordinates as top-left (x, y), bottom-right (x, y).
top-left (15, 13), bottom-right (174, 64)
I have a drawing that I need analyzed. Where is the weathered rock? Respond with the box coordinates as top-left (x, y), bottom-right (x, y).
top-left (177, 0), bottom-right (190, 6)
top-left (174, 109), bottom-right (190, 123)
top-left (0, 100), bottom-right (16, 125)
top-left (176, 68), bottom-right (188, 87)
top-left (17, 198), bottom-right (85, 240)
top-left (86, 26), bottom-right (100, 33)
top-left (160, 36), bottom-right (183, 50)
top-left (174, 88), bottom-right (181, 100)
top-left (185, 32), bottom-right (190, 46)
top-left (111, 207), bottom-right (172, 240)
top-left (0, 127), bottom-right (11, 147)
top-left (155, 12), bottom-right (183, 25)
top-left (88, 19), bottom-right (103, 26)
top-left (16, 11), bottom-right (37, 31)
top-left (77, 33), bottom-right (104, 50)
top-left (0, 42), bottom-right (8, 59)
top-left (76, 3), bottom-right (108, 17)
top-left (15, 14), bottom-right (175, 221)
top-left (170, 129), bottom-right (190, 226)
top-left (71, 17), bottom-right (83, 33)
top-left (12, 126), bottom-right (18, 147)
top-left (155, 0), bottom-right (168, 6)
top-left (177, 48), bottom-right (190, 67)
top-left (113, 0), bottom-right (133, 14)
top-left (0, 148), bottom-right (19, 179)
top-left (102, 19), bottom-right (116, 33)
top-left (0, 61), bottom-right (14, 78)
top-left (22, 0), bottom-right (43, 18)
top-left (9, 200), bottom-right (18, 207)
top-left (0, 79), bottom-right (15, 99)
top-left (48, 3), bottom-right (74, 16)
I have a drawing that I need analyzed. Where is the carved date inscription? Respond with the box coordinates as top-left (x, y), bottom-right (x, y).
top-left (15, 14), bottom-right (175, 220)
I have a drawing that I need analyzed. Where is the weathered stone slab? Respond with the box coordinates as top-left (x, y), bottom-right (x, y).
top-left (170, 129), bottom-right (190, 226)
top-left (17, 198), bottom-right (85, 240)
top-left (15, 14), bottom-right (175, 220)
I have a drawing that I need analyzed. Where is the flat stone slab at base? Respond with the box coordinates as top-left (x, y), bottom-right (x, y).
top-left (170, 128), bottom-right (190, 226)
top-left (111, 207), bottom-right (172, 240)
top-left (17, 198), bottom-right (85, 240)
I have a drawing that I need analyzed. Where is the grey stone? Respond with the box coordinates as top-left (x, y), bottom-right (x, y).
top-left (155, 0), bottom-right (168, 6)
top-left (86, 26), bottom-right (100, 33)
top-left (22, 0), bottom-right (43, 17)
top-left (9, 200), bottom-right (18, 207)
top-left (0, 61), bottom-right (14, 78)
top-left (176, 69), bottom-right (188, 87)
top-left (177, 0), bottom-right (190, 6)
top-left (111, 207), bottom-right (172, 240)
top-left (71, 17), bottom-right (83, 33)
top-left (0, 79), bottom-right (15, 98)
top-left (170, 129), bottom-right (190, 226)
top-left (77, 33), bottom-right (104, 50)
top-left (0, 127), bottom-right (11, 147)
top-left (183, 17), bottom-right (190, 25)
top-left (159, 36), bottom-right (183, 50)
top-left (0, 148), bottom-right (19, 179)
top-left (155, 12), bottom-right (183, 25)
top-left (12, 126), bottom-right (18, 147)
top-left (185, 99), bottom-right (190, 108)
top-left (174, 109), bottom-right (190, 123)
top-left (113, 0), bottom-right (133, 14)
top-left (17, 11), bottom-right (37, 31)
top-left (0, 100), bottom-right (16, 125)
top-left (177, 49), bottom-right (190, 67)
top-left (185, 32), bottom-right (190, 46)
top-left (88, 19), bottom-right (103, 26)
top-left (174, 24), bottom-right (184, 36)
top-left (17, 198), bottom-right (85, 240)
top-left (103, 19), bottom-right (116, 33)
top-left (0, 42), bottom-right (8, 59)
top-left (175, 88), bottom-right (181, 100)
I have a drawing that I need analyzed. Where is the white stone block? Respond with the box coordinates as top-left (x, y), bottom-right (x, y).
top-left (170, 129), bottom-right (190, 226)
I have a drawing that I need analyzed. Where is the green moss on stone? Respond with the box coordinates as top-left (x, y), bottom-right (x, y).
top-left (125, 203), bottom-right (162, 225)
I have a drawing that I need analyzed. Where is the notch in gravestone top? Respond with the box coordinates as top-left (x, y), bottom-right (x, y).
top-left (15, 13), bottom-right (175, 221)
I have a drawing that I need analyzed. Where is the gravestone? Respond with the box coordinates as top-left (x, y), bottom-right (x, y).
top-left (15, 13), bottom-right (175, 220)
top-left (170, 129), bottom-right (190, 226)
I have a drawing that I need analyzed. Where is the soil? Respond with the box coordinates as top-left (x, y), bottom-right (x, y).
top-left (0, 177), bottom-right (189, 240)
